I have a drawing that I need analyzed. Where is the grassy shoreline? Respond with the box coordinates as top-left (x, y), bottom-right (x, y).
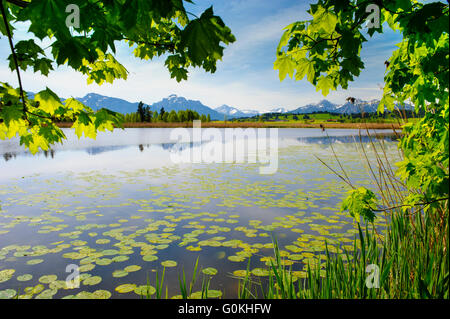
top-left (56, 121), bottom-right (402, 129)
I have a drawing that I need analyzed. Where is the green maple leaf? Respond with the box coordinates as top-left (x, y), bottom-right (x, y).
top-left (180, 7), bottom-right (235, 67)
top-left (295, 58), bottom-right (315, 82)
top-left (34, 88), bottom-right (63, 115)
top-left (316, 76), bottom-right (333, 96)
top-left (0, 103), bottom-right (23, 127)
top-left (274, 55), bottom-right (296, 81)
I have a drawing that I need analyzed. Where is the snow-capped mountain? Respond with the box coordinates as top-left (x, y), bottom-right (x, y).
top-left (289, 99), bottom-right (413, 114)
top-left (214, 105), bottom-right (259, 118)
top-left (288, 99), bottom-right (339, 114)
top-left (334, 99), bottom-right (379, 114)
top-left (149, 94), bottom-right (223, 120)
top-left (334, 99), bottom-right (413, 114)
top-left (268, 107), bottom-right (289, 113)
top-left (64, 93), bottom-right (222, 120)
top-left (27, 92), bottom-right (414, 119)
top-left (77, 93), bottom-right (139, 114)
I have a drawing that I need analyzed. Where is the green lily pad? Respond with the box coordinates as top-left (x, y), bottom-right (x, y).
top-left (251, 268), bottom-right (269, 276)
top-left (101, 249), bottom-right (119, 256)
top-left (202, 267), bottom-right (218, 276)
top-left (96, 239), bottom-right (110, 244)
top-left (112, 255), bottom-right (129, 262)
top-left (96, 258), bottom-right (112, 266)
top-left (92, 290), bottom-right (112, 299)
top-left (115, 284), bottom-right (136, 293)
top-left (35, 289), bottom-right (57, 299)
top-left (161, 260), bottom-right (177, 267)
top-left (112, 270), bottom-right (129, 278)
top-left (124, 265), bottom-right (141, 272)
top-left (83, 276), bottom-right (102, 286)
top-left (17, 274), bottom-right (33, 282)
top-left (39, 275), bottom-right (58, 284)
top-left (75, 291), bottom-right (94, 299)
top-left (143, 255), bottom-right (158, 262)
top-left (0, 269), bottom-right (15, 283)
top-left (227, 255), bottom-right (246, 262)
top-left (49, 280), bottom-right (68, 290)
top-left (0, 289), bottom-right (17, 299)
top-left (232, 270), bottom-right (249, 277)
top-left (79, 264), bottom-right (95, 272)
top-left (134, 285), bottom-right (156, 296)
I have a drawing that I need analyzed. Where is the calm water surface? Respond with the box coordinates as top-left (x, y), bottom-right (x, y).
top-left (0, 128), bottom-right (400, 299)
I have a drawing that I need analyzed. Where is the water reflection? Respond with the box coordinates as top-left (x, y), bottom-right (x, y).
top-left (0, 129), bottom-right (397, 180)
top-left (43, 149), bottom-right (55, 158)
top-left (3, 152), bottom-right (16, 162)
top-left (85, 145), bottom-right (128, 155)
top-left (1, 131), bottom-right (397, 163)
top-left (296, 134), bottom-right (397, 145)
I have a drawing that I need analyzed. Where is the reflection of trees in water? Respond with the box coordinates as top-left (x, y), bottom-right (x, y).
top-left (43, 149), bottom-right (55, 159)
top-left (164, 141), bottom-right (204, 153)
top-left (3, 152), bottom-right (17, 162)
top-left (85, 145), bottom-right (128, 155)
top-left (2, 134), bottom-right (398, 162)
top-left (296, 134), bottom-right (397, 145)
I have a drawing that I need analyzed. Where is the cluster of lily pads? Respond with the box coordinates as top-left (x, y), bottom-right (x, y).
top-left (0, 141), bottom-right (398, 299)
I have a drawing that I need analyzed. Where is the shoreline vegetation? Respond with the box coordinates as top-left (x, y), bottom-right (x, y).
top-left (55, 121), bottom-right (403, 129)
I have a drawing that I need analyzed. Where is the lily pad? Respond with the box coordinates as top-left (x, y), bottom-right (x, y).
top-left (79, 264), bottom-right (95, 272)
top-left (143, 255), bottom-right (158, 262)
top-left (161, 260), bottom-right (177, 268)
top-left (83, 276), bottom-right (102, 286)
top-left (232, 270), bottom-right (249, 277)
top-left (92, 290), bottom-right (112, 299)
top-left (0, 269), bottom-right (15, 283)
top-left (35, 289), bottom-right (57, 299)
top-left (39, 275), bottom-right (58, 284)
top-left (0, 289), bottom-right (17, 299)
top-left (202, 267), bottom-right (218, 276)
top-left (96, 258), bottom-right (112, 266)
top-left (227, 255), bottom-right (246, 262)
top-left (251, 268), bottom-right (269, 276)
top-left (115, 284), bottom-right (137, 293)
top-left (96, 239), bottom-right (110, 244)
top-left (112, 270), bottom-right (129, 278)
top-left (134, 285), bottom-right (156, 296)
top-left (17, 274), bottom-right (33, 282)
top-left (124, 265), bottom-right (141, 272)
top-left (112, 255), bottom-right (129, 262)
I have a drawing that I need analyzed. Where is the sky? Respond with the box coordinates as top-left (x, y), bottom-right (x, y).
top-left (0, 0), bottom-right (403, 112)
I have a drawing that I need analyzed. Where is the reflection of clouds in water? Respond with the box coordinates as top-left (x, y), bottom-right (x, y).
top-left (0, 128), bottom-right (397, 180)
top-left (295, 134), bottom-right (397, 145)
top-left (0, 145), bottom-right (178, 180)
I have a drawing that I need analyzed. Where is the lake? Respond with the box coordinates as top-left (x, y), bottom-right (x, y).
top-left (0, 128), bottom-right (400, 299)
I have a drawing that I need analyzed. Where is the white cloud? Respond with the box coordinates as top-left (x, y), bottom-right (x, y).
top-left (224, 3), bottom-right (310, 62)
top-left (0, 1), bottom-right (392, 112)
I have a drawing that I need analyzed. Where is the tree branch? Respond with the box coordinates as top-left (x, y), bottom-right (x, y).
top-left (372, 197), bottom-right (449, 212)
top-left (1, 0), bottom-right (28, 118)
top-left (122, 37), bottom-right (176, 51)
top-left (5, 0), bottom-right (28, 8)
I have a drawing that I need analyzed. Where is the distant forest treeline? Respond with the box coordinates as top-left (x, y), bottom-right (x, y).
top-left (230, 109), bottom-right (424, 123)
top-left (124, 101), bottom-right (211, 123)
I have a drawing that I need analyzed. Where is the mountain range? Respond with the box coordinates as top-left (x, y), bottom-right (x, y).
top-left (27, 92), bottom-right (413, 119)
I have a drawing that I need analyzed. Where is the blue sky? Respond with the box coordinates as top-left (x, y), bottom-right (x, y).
top-left (0, 0), bottom-right (403, 111)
